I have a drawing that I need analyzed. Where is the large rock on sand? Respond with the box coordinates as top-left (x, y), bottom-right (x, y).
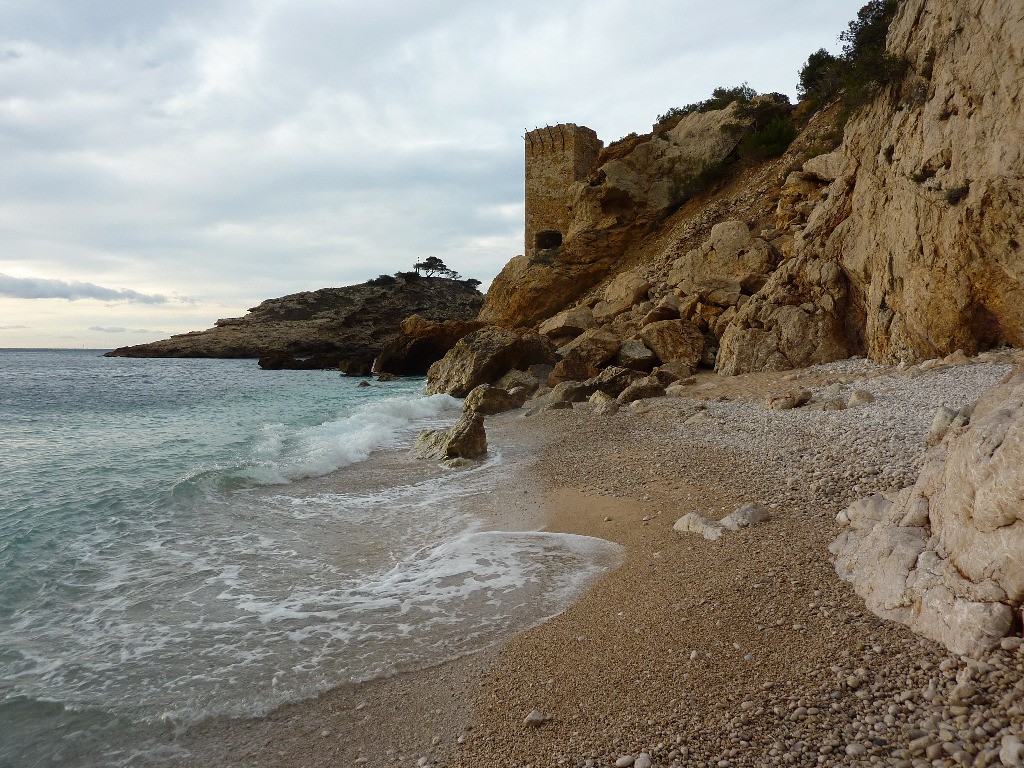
top-left (412, 412), bottom-right (487, 461)
top-left (831, 368), bottom-right (1024, 656)
top-left (463, 384), bottom-right (529, 415)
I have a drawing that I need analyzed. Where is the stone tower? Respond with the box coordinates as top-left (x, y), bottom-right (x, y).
top-left (524, 123), bottom-right (602, 257)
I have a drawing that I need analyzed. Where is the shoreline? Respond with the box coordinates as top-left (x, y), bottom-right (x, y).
top-left (175, 404), bottom-right (611, 767)
top-left (183, 353), bottom-right (1024, 767)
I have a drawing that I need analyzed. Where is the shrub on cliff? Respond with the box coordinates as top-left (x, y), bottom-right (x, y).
top-left (656, 83), bottom-right (757, 125)
top-left (739, 116), bottom-right (798, 160)
top-left (797, 0), bottom-right (906, 113)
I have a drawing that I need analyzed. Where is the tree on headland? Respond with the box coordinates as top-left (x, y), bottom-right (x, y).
top-left (413, 257), bottom-right (461, 280)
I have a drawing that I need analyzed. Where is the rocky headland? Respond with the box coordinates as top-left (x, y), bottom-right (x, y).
top-left (104, 275), bottom-right (483, 372)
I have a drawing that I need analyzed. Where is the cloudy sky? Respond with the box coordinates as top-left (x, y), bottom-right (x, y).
top-left (0, 0), bottom-right (865, 348)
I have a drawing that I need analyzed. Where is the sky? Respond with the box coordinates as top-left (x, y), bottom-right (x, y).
top-left (0, 0), bottom-right (867, 348)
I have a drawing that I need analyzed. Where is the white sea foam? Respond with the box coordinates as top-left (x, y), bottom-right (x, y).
top-left (240, 392), bottom-right (462, 484)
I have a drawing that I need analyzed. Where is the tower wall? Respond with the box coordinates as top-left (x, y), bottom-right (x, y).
top-left (524, 124), bottom-right (602, 257)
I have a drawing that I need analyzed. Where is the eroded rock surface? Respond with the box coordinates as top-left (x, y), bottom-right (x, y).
top-left (831, 368), bottom-right (1024, 656)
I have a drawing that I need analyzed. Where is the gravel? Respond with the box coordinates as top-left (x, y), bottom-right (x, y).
top-left (450, 351), bottom-right (1024, 768)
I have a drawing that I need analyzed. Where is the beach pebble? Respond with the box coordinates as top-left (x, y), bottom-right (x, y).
top-left (634, 753), bottom-right (652, 768)
top-left (615, 756), bottom-right (635, 768)
top-left (524, 709), bottom-right (546, 727)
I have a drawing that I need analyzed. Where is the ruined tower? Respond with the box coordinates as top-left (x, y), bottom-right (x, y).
top-left (524, 123), bottom-right (602, 257)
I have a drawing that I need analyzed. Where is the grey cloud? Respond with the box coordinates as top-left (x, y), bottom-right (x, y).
top-left (88, 326), bottom-right (167, 334)
top-left (0, 324), bottom-right (29, 329)
top-left (0, 274), bottom-right (168, 303)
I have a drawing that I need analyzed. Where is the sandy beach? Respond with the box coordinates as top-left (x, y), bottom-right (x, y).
top-left (182, 353), bottom-right (1024, 768)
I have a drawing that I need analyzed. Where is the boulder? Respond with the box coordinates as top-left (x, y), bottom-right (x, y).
top-left (802, 149), bottom-right (848, 183)
top-left (847, 389), bottom-right (875, 408)
top-left (765, 389), bottom-right (812, 411)
top-left (616, 376), bottom-right (666, 404)
top-left (529, 381), bottom-right (591, 410)
top-left (426, 327), bottom-right (557, 397)
top-left (589, 390), bottom-right (620, 416)
top-left (584, 366), bottom-right (645, 398)
top-left (547, 357), bottom-right (600, 387)
top-left (639, 319), bottom-right (704, 369)
top-left (831, 369), bottom-right (1024, 656)
top-left (616, 339), bottom-right (657, 372)
top-left (495, 369), bottom-right (541, 396)
top-left (673, 504), bottom-right (770, 542)
top-left (538, 305), bottom-right (596, 340)
top-left (601, 272), bottom-right (651, 312)
top-left (557, 328), bottom-right (622, 368)
top-left (669, 220), bottom-right (778, 296)
top-left (412, 412), bottom-right (487, 462)
top-left (463, 384), bottom-right (529, 415)
top-left (374, 316), bottom-right (484, 376)
top-left (641, 295), bottom-right (680, 325)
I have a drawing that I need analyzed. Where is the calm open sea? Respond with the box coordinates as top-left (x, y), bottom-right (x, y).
top-left (0, 349), bottom-right (619, 767)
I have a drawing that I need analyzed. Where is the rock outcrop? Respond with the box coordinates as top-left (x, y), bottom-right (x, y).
top-left (411, 411), bottom-right (488, 462)
top-left (425, 327), bottom-right (557, 398)
top-left (724, 0), bottom-right (1024, 368)
top-left (831, 368), bottom-right (1024, 656)
top-left (106, 276), bottom-right (484, 367)
top-left (373, 316), bottom-right (484, 376)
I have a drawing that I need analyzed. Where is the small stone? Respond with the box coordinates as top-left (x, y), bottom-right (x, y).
top-left (847, 389), bottom-right (875, 407)
top-left (524, 709), bottom-right (546, 727)
top-left (615, 756), bottom-right (635, 768)
top-left (635, 754), bottom-right (652, 768)
top-left (845, 742), bottom-right (867, 757)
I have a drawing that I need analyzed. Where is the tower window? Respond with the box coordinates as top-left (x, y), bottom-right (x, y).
top-left (535, 230), bottom-right (562, 250)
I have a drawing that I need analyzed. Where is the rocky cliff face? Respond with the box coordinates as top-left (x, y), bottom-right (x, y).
top-left (106, 276), bottom-right (483, 368)
top-left (727, 0), bottom-right (1024, 367)
top-left (476, 0), bottom-right (1023, 381)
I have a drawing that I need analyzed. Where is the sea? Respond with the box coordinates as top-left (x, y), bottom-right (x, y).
top-left (0, 349), bottom-right (621, 767)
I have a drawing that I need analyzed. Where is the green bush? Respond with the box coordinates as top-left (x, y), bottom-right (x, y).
top-left (657, 83), bottom-right (758, 124)
top-left (798, 48), bottom-right (840, 100)
top-left (367, 274), bottom-right (397, 286)
top-left (739, 117), bottom-right (799, 160)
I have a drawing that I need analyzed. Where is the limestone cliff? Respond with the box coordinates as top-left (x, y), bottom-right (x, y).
top-left (106, 276), bottom-right (483, 369)
top-left (725, 0), bottom-right (1024, 367)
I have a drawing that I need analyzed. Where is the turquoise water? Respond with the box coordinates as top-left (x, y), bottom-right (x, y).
top-left (0, 350), bottom-right (620, 767)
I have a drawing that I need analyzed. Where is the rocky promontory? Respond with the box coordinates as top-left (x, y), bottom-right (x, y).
top-left (105, 275), bottom-right (483, 371)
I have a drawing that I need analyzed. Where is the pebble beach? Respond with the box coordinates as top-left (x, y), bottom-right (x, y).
top-left (182, 351), bottom-right (1024, 768)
